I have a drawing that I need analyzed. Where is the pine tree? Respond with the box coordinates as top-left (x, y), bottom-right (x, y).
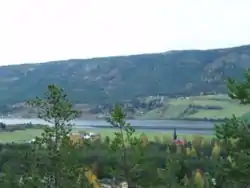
top-left (85, 168), bottom-right (99, 188)
top-left (19, 84), bottom-right (89, 188)
top-left (215, 70), bottom-right (250, 185)
top-left (107, 104), bottom-right (142, 187)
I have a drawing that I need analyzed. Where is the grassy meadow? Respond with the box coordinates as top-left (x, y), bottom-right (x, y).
top-left (139, 94), bottom-right (250, 120)
top-left (0, 129), bottom-right (43, 142)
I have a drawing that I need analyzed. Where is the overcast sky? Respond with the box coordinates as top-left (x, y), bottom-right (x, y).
top-left (0, 0), bottom-right (250, 65)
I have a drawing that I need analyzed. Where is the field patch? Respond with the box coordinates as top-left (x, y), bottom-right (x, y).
top-left (140, 94), bottom-right (249, 120)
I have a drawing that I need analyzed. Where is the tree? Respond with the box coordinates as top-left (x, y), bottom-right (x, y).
top-left (107, 104), bottom-right (143, 187)
top-left (0, 122), bottom-right (6, 130)
top-left (215, 70), bottom-right (250, 186)
top-left (19, 84), bottom-right (90, 188)
top-left (173, 128), bottom-right (177, 140)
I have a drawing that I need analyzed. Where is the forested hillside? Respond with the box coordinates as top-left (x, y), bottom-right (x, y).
top-left (0, 45), bottom-right (250, 105)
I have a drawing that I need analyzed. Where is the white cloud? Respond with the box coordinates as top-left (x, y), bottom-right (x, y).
top-left (0, 0), bottom-right (249, 65)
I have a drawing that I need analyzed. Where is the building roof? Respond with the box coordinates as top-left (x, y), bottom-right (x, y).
top-left (174, 139), bottom-right (185, 145)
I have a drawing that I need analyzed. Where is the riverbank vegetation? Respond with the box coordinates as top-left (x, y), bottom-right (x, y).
top-left (0, 71), bottom-right (250, 187)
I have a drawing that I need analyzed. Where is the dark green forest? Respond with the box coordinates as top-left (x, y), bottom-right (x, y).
top-left (0, 45), bottom-right (250, 105)
top-left (0, 71), bottom-right (250, 187)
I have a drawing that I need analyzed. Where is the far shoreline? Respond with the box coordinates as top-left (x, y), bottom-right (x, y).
top-left (0, 116), bottom-right (224, 123)
top-left (82, 117), bottom-right (224, 123)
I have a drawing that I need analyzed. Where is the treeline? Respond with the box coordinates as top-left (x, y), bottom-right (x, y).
top-left (89, 98), bottom-right (223, 119)
top-left (0, 123), bottom-right (47, 132)
top-left (89, 97), bottom-right (165, 115)
top-left (178, 104), bottom-right (223, 119)
top-left (0, 70), bottom-right (250, 187)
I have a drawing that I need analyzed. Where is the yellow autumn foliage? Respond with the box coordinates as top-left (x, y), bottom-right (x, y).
top-left (190, 147), bottom-right (197, 157)
top-left (85, 168), bottom-right (100, 188)
top-left (194, 170), bottom-right (204, 188)
top-left (211, 143), bottom-right (221, 159)
top-left (86, 169), bottom-right (97, 182)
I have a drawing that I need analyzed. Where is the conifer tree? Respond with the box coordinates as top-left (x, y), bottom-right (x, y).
top-left (107, 104), bottom-right (142, 187)
top-left (215, 70), bottom-right (250, 185)
top-left (20, 84), bottom-right (90, 188)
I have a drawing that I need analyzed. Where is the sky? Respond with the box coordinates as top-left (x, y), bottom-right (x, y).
top-left (0, 0), bottom-right (250, 65)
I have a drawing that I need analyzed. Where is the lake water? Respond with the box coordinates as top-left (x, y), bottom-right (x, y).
top-left (0, 118), bottom-right (218, 135)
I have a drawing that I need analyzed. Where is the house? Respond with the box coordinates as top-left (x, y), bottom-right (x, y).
top-left (79, 132), bottom-right (98, 139)
top-left (174, 139), bottom-right (185, 145)
top-left (69, 131), bottom-right (100, 143)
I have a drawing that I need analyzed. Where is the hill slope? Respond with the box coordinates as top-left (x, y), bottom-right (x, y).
top-left (1, 45), bottom-right (250, 105)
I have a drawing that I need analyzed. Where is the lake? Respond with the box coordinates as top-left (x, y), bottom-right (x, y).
top-left (0, 118), bottom-right (219, 135)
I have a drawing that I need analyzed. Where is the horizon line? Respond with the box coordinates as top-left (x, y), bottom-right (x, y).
top-left (2, 43), bottom-right (250, 67)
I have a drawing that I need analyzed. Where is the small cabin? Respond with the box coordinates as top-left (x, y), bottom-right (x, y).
top-left (69, 131), bottom-right (100, 143)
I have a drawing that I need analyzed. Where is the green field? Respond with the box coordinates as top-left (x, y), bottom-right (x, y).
top-left (0, 129), bottom-right (43, 142)
top-left (0, 128), bottom-right (214, 143)
top-left (79, 128), bottom-right (214, 141)
top-left (139, 94), bottom-right (250, 120)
